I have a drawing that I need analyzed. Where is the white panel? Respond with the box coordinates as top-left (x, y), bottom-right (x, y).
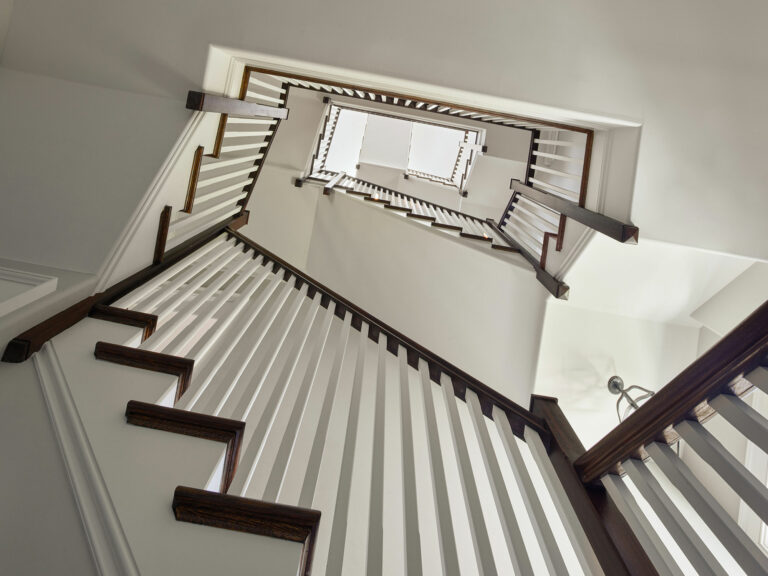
top-left (358, 114), bottom-right (412, 170)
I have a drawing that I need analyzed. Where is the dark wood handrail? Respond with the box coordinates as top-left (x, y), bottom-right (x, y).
top-left (186, 91), bottom-right (288, 120)
top-left (575, 299), bottom-right (768, 483)
top-left (511, 179), bottom-right (639, 243)
top-left (486, 220), bottom-right (569, 300)
top-left (225, 228), bottom-right (549, 443)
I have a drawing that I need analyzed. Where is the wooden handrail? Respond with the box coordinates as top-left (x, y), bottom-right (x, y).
top-left (323, 171), bottom-right (346, 195)
top-left (575, 299), bottom-right (768, 484)
top-left (225, 228), bottom-right (550, 443)
top-left (511, 179), bottom-right (639, 243)
top-left (186, 91), bottom-right (288, 120)
top-left (486, 220), bottom-right (569, 300)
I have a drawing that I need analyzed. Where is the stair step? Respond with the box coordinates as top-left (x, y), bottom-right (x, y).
top-left (172, 486), bottom-right (320, 576)
top-left (94, 341), bottom-right (193, 403)
top-left (125, 401), bottom-right (244, 492)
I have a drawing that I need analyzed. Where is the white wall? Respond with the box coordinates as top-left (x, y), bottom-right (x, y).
top-left (691, 261), bottom-right (768, 335)
top-left (304, 187), bottom-right (547, 405)
top-left (534, 302), bottom-right (700, 448)
top-left (2, 1), bottom-right (767, 261)
top-left (0, 0), bottom-right (12, 58)
top-left (562, 235), bottom-right (754, 324)
top-left (0, 67), bottom-right (189, 274)
top-left (0, 361), bottom-right (98, 575)
top-left (242, 164), bottom-right (321, 269)
top-left (462, 154), bottom-right (528, 221)
top-left (0, 257), bottom-right (94, 357)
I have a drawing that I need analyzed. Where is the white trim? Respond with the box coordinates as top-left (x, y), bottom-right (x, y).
top-left (0, 266), bottom-right (58, 318)
top-left (34, 343), bottom-right (140, 576)
top-left (216, 47), bottom-right (640, 130)
top-left (94, 111), bottom-right (204, 292)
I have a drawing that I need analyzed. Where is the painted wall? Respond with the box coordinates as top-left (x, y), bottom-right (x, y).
top-left (534, 302), bottom-right (700, 448)
top-left (304, 187), bottom-right (547, 405)
top-left (242, 164), bottom-right (321, 269)
top-left (691, 261), bottom-right (768, 336)
top-left (0, 257), bottom-right (95, 357)
top-left (2, 1), bottom-right (767, 261)
top-left (0, 67), bottom-right (189, 274)
top-left (678, 266), bottom-right (768, 526)
top-left (0, 0), bottom-right (12, 58)
top-left (0, 361), bottom-right (98, 575)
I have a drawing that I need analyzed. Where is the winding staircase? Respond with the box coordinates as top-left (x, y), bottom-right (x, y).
top-left (4, 65), bottom-right (768, 576)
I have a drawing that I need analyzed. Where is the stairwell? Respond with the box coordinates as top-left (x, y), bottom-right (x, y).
top-left (3, 60), bottom-right (768, 576)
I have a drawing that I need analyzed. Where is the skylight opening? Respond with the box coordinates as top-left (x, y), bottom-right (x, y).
top-left (316, 104), bottom-right (481, 190)
top-left (324, 108), bottom-right (367, 174)
top-left (407, 123), bottom-right (467, 181)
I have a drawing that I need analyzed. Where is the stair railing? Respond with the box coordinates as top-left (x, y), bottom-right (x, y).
top-left (562, 299), bottom-right (768, 575)
top-left (93, 227), bottom-right (612, 575)
top-left (163, 69), bottom-right (290, 251)
top-left (302, 171), bottom-right (570, 299)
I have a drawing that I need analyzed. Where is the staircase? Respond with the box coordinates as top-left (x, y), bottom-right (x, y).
top-left (96, 230), bottom-right (596, 575)
top-left (5, 62), bottom-right (768, 576)
top-left (303, 171), bottom-right (516, 253)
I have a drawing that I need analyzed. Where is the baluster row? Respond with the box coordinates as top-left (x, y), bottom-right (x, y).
top-left (599, 364), bottom-right (768, 575)
top-left (110, 234), bottom-right (596, 574)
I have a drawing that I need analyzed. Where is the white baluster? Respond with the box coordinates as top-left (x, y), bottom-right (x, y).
top-left (261, 301), bottom-right (338, 502)
top-left (416, 361), bottom-right (460, 576)
top-left (112, 236), bottom-right (226, 309)
top-left (602, 474), bottom-right (685, 576)
top-left (164, 257), bottom-right (265, 359)
top-left (324, 323), bottom-right (369, 576)
top-left (490, 405), bottom-right (559, 574)
top-left (677, 420), bottom-right (768, 524)
top-left (622, 458), bottom-right (727, 576)
top-left (710, 393), bottom-right (768, 455)
top-left (134, 238), bottom-right (236, 315)
top-left (297, 311), bottom-right (353, 508)
top-left (366, 336), bottom-right (387, 576)
top-left (646, 442), bottom-right (768, 575)
top-left (192, 276), bottom-right (288, 415)
top-left (224, 283), bottom-right (310, 425)
top-left (231, 289), bottom-right (321, 498)
top-left (398, 347), bottom-right (423, 576)
top-left (439, 377), bottom-right (498, 576)
top-left (525, 426), bottom-right (604, 575)
top-left (141, 250), bottom-right (252, 351)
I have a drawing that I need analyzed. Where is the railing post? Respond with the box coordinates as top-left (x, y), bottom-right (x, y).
top-left (486, 220), bottom-right (569, 299)
top-left (511, 179), bottom-right (639, 243)
top-left (531, 396), bottom-right (659, 576)
top-left (185, 91), bottom-right (289, 119)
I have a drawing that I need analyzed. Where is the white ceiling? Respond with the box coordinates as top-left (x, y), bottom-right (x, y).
top-left (564, 235), bottom-right (754, 325)
top-left (535, 235), bottom-right (755, 447)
